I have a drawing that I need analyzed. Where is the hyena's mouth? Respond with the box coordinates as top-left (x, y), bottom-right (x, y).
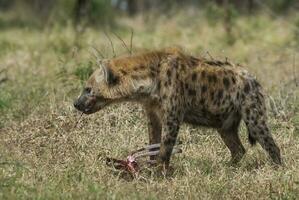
top-left (82, 99), bottom-right (109, 114)
top-left (83, 105), bottom-right (95, 114)
top-left (82, 98), bottom-right (97, 114)
top-left (74, 94), bottom-right (110, 114)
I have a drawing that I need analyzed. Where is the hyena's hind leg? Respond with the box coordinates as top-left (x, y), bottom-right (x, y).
top-left (241, 90), bottom-right (282, 165)
top-left (217, 113), bottom-right (245, 164)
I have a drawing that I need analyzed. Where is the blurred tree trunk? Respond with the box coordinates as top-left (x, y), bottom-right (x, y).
top-left (215, 0), bottom-right (224, 5)
top-left (215, 0), bottom-right (256, 13)
top-left (248, 0), bottom-right (255, 14)
top-left (23, 0), bottom-right (56, 21)
top-left (126, 0), bottom-right (154, 16)
top-left (223, 0), bottom-right (235, 45)
top-left (127, 0), bottom-right (137, 16)
top-left (74, 0), bottom-right (91, 26)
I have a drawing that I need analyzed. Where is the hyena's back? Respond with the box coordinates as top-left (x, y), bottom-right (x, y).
top-left (159, 58), bottom-right (281, 164)
top-left (168, 60), bottom-right (250, 129)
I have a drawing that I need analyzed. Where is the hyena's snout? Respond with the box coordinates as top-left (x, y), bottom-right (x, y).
top-left (73, 96), bottom-right (86, 112)
top-left (73, 98), bottom-right (84, 111)
top-left (73, 94), bottom-right (97, 114)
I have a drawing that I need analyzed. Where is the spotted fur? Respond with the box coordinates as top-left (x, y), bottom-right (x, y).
top-left (74, 47), bottom-right (282, 167)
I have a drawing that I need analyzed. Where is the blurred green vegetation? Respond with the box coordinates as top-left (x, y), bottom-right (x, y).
top-left (0, 0), bottom-right (298, 29)
top-left (74, 61), bottom-right (94, 83)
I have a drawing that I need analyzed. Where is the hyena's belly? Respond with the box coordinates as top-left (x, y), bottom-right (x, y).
top-left (183, 108), bottom-right (225, 128)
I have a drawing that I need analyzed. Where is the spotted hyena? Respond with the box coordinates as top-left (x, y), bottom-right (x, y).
top-left (74, 47), bottom-right (282, 168)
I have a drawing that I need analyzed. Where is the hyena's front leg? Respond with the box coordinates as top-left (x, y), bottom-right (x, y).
top-left (156, 55), bottom-right (183, 169)
top-left (157, 109), bottom-right (181, 169)
top-left (145, 107), bottom-right (162, 160)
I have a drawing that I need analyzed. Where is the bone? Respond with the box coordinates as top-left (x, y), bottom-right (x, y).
top-left (132, 142), bottom-right (181, 154)
top-left (145, 143), bottom-right (161, 149)
top-left (133, 148), bottom-right (182, 159)
top-left (134, 150), bottom-right (159, 158)
top-left (129, 143), bottom-right (160, 155)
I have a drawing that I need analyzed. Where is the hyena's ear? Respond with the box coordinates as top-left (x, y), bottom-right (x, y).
top-left (100, 62), bottom-right (119, 86)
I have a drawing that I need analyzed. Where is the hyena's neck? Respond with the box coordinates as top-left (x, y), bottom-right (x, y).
top-left (109, 49), bottom-right (185, 102)
top-left (119, 54), bottom-right (167, 102)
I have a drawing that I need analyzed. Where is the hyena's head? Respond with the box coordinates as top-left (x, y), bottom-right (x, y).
top-left (73, 55), bottom-right (158, 114)
top-left (73, 60), bottom-right (121, 114)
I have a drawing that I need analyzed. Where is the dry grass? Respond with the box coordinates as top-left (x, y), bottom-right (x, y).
top-left (0, 10), bottom-right (299, 199)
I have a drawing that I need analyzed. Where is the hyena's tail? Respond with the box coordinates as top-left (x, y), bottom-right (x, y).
top-left (240, 80), bottom-right (282, 165)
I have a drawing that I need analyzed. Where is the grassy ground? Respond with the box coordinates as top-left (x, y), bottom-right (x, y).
top-left (0, 9), bottom-right (299, 199)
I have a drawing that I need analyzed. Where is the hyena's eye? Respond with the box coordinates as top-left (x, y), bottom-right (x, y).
top-left (84, 87), bottom-right (92, 93)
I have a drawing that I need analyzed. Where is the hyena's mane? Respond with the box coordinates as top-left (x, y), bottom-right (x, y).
top-left (103, 47), bottom-right (201, 98)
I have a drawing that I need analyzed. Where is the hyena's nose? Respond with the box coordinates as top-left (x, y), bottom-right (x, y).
top-left (73, 100), bottom-right (81, 110)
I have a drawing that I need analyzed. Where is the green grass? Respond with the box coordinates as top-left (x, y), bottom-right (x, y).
top-left (0, 9), bottom-right (299, 199)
